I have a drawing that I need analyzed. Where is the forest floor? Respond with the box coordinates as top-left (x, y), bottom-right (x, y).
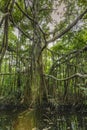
top-left (0, 96), bottom-right (87, 114)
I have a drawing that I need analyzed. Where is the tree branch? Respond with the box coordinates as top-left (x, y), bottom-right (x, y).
top-left (44, 73), bottom-right (87, 81)
top-left (15, 2), bottom-right (34, 22)
top-left (9, 14), bottom-right (33, 41)
top-left (49, 45), bottom-right (87, 73)
top-left (47, 9), bottom-right (87, 43)
top-left (15, 2), bottom-right (46, 37)
top-left (0, 13), bottom-right (9, 27)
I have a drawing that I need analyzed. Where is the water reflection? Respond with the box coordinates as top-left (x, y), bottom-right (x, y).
top-left (0, 112), bottom-right (13, 130)
top-left (0, 110), bottom-right (87, 130)
top-left (12, 109), bottom-right (39, 130)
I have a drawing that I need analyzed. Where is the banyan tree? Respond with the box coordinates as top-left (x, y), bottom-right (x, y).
top-left (0, 0), bottom-right (87, 106)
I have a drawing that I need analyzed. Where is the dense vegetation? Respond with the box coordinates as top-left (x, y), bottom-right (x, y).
top-left (0, 0), bottom-right (87, 110)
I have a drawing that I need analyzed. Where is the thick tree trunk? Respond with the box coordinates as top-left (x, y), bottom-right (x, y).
top-left (24, 0), bottom-right (48, 105)
top-left (31, 35), bottom-right (48, 104)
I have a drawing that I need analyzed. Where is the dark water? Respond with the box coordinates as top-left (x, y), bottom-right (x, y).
top-left (0, 109), bottom-right (87, 130)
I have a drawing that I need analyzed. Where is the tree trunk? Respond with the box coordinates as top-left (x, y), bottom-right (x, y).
top-left (24, 0), bottom-right (48, 105)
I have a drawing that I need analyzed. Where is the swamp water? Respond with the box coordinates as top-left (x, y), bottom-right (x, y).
top-left (0, 109), bottom-right (87, 130)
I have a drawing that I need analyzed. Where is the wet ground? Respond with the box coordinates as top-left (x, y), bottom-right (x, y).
top-left (0, 108), bottom-right (87, 130)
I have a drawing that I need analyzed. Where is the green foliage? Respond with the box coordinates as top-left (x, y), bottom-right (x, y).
top-left (55, 28), bottom-right (87, 52)
top-left (80, 87), bottom-right (87, 96)
top-left (8, 27), bottom-right (18, 47)
top-left (0, 0), bottom-right (7, 12)
top-left (12, 3), bottom-right (24, 23)
top-left (51, 42), bottom-right (65, 53)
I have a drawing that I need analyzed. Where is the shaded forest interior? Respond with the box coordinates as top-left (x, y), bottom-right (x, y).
top-left (0, 46), bottom-right (87, 108)
top-left (0, 0), bottom-right (87, 112)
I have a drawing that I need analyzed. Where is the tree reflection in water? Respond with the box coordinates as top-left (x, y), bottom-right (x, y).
top-left (0, 110), bottom-right (87, 130)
